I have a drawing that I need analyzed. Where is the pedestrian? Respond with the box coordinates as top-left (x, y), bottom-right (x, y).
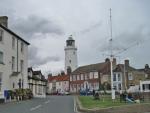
top-left (93, 89), bottom-right (95, 97)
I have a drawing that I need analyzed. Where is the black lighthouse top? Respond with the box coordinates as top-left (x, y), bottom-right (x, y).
top-left (66, 35), bottom-right (75, 46)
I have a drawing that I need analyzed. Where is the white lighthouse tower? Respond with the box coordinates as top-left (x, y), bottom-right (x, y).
top-left (64, 35), bottom-right (78, 73)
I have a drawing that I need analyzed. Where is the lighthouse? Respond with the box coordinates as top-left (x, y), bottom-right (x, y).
top-left (64, 35), bottom-right (78, 74)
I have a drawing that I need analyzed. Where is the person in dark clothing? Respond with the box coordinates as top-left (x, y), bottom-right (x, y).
top-left (92, 89), bottom-right (95, 97)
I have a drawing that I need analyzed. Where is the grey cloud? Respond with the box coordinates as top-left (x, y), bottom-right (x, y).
top-left (78, 22), bottom-right (102, 35)
top-left (11, 15), bottom-right (64, 39)
top-left (29, 46), bottom-right (60, 67)
top-left (99, 27), bottom-right (149, 55)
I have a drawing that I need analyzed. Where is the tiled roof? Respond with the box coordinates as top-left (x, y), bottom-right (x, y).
top-left (113, 64), bottom-right (137, 72)
top-left (48, 75), bottom-right (69, 82)
top-left (138, 68), bottom-right (150, 74)
top-left (33, 70), bottom-right (42, 75)
top-left (71, 61), bottom-right (110, 75)
top-left (0, 24), bottom-right (30, 45)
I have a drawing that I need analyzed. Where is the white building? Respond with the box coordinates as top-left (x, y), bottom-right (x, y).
top-left (47, 74), bottom-right (69, 94)
top-left (0, 16), bottom-right (29, 101)
top-left (28, 67), bottom-right (47, 98)
top-left (64, 35), bottom-right (78, 73)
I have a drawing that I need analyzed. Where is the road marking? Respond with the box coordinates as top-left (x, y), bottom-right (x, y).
top-left (30, 105), bottom-right (42, 111)
top-left (74, 97), bottom-right (77, 113)
top-left (44, 100), bottom-right (50, 104)
top-left (74, 97), bottom-right (81, 113)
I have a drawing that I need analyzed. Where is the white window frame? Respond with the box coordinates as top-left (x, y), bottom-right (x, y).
top-left (77, 75), bottom-right (80, 80)
top-left (128, 73), bottom-right (133, 80)
top-left (84, 74), bottom-right (88, 80)
top-left (113, 73), bottom-right (116, 81)
top-left (89, 72), bottom-right (93, 79)
top-left (94, 72), bottom-right (98, 78)
top-left (81, 74), bottom-right (84, 80)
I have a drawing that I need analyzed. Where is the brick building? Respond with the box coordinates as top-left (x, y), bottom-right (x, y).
top-left (70, 58), bottom-right (116, 93)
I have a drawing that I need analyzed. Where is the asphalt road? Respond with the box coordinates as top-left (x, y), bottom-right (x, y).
top-left (0, 96), bottom-right (75, 113)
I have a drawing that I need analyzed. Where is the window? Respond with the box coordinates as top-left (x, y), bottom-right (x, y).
top-left (73, 75), bottom-right (76, 81)
top-left (0, 72), bottom-right (2, 91)
top-left (12, 36), bottom-right (15, 49)
top-left (20, 60), bottom-right (24, 73)
top-left (113, 74), bottom-right (116, 81)
top-left (128, 73), bottom-right (133, 80)
top-left (94, 72), bottom-right (98, 78)
top-left (85, 74), bottom-right (88, 80)
top-left (0, 30), bottom-right (3, 42)
top-left (21, 42), bottom-right (24, 53)
top-left (81, 74), bottom-right (84, 80)
top-left (0, 51), bottom-right (3, 64)
top-left (12, 56), bottom-right (15, 71)
top-left (118, 74), bottom-right (121, 81)
top-left (70, 76), bottom-right (72, 81)
top-left (77, 75), bottom-right (80, 80)
top-left (118, 83), bottom-right (121, 90)
top-left (89, 72), bottom-right (93, 79)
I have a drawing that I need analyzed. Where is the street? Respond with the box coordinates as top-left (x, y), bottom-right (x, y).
top-left (0, 96), bottom-right (75, 113)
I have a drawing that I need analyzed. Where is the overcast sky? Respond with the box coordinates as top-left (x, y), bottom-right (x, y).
top-left (0, 0), bottom-right (150, 75)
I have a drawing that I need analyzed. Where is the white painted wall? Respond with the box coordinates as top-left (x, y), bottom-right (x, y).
top-left (0, 26), bottom-right (29, 99)
top-left (48, 81), bottom-right (69, 94)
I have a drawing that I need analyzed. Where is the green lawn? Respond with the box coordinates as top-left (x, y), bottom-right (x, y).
top-left (78, 95), bottom-right (130, 109)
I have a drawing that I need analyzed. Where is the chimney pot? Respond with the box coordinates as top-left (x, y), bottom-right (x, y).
top-left (125, 59), bottom-right (129, 67)
top-left (0, 16), bottom-right (8, 28)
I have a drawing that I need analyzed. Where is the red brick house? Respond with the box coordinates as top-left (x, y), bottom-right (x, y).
top-left (70, 58), bottom-right (116, 93)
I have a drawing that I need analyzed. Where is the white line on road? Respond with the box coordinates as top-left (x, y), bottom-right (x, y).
top-left (30, 105), bottom-right (42, 111)
top-left (44, 100), bottom-right (50, 104)
top-left (74, 97), bottom-right (77, 113)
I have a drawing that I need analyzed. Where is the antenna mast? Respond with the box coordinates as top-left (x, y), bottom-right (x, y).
top-left (109, 8), bottom-right (115, 100)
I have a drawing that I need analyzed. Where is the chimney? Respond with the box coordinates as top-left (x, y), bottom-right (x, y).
top-left (124, 59), bottom-right (129, 67)
top-left (0, 16), bottom-right (8, 28)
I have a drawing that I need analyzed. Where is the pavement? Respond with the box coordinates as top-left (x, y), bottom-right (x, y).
top-left (0, 95), bottom-right (76, 113)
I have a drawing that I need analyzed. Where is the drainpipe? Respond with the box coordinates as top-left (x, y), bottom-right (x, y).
top-left (17, 39), bottom-right (18, 72)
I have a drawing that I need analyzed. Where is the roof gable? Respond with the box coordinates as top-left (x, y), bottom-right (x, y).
top-left (71, 62), bottom-right (110, 74)
top-left (0, 24), bottom-right (30, 45)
